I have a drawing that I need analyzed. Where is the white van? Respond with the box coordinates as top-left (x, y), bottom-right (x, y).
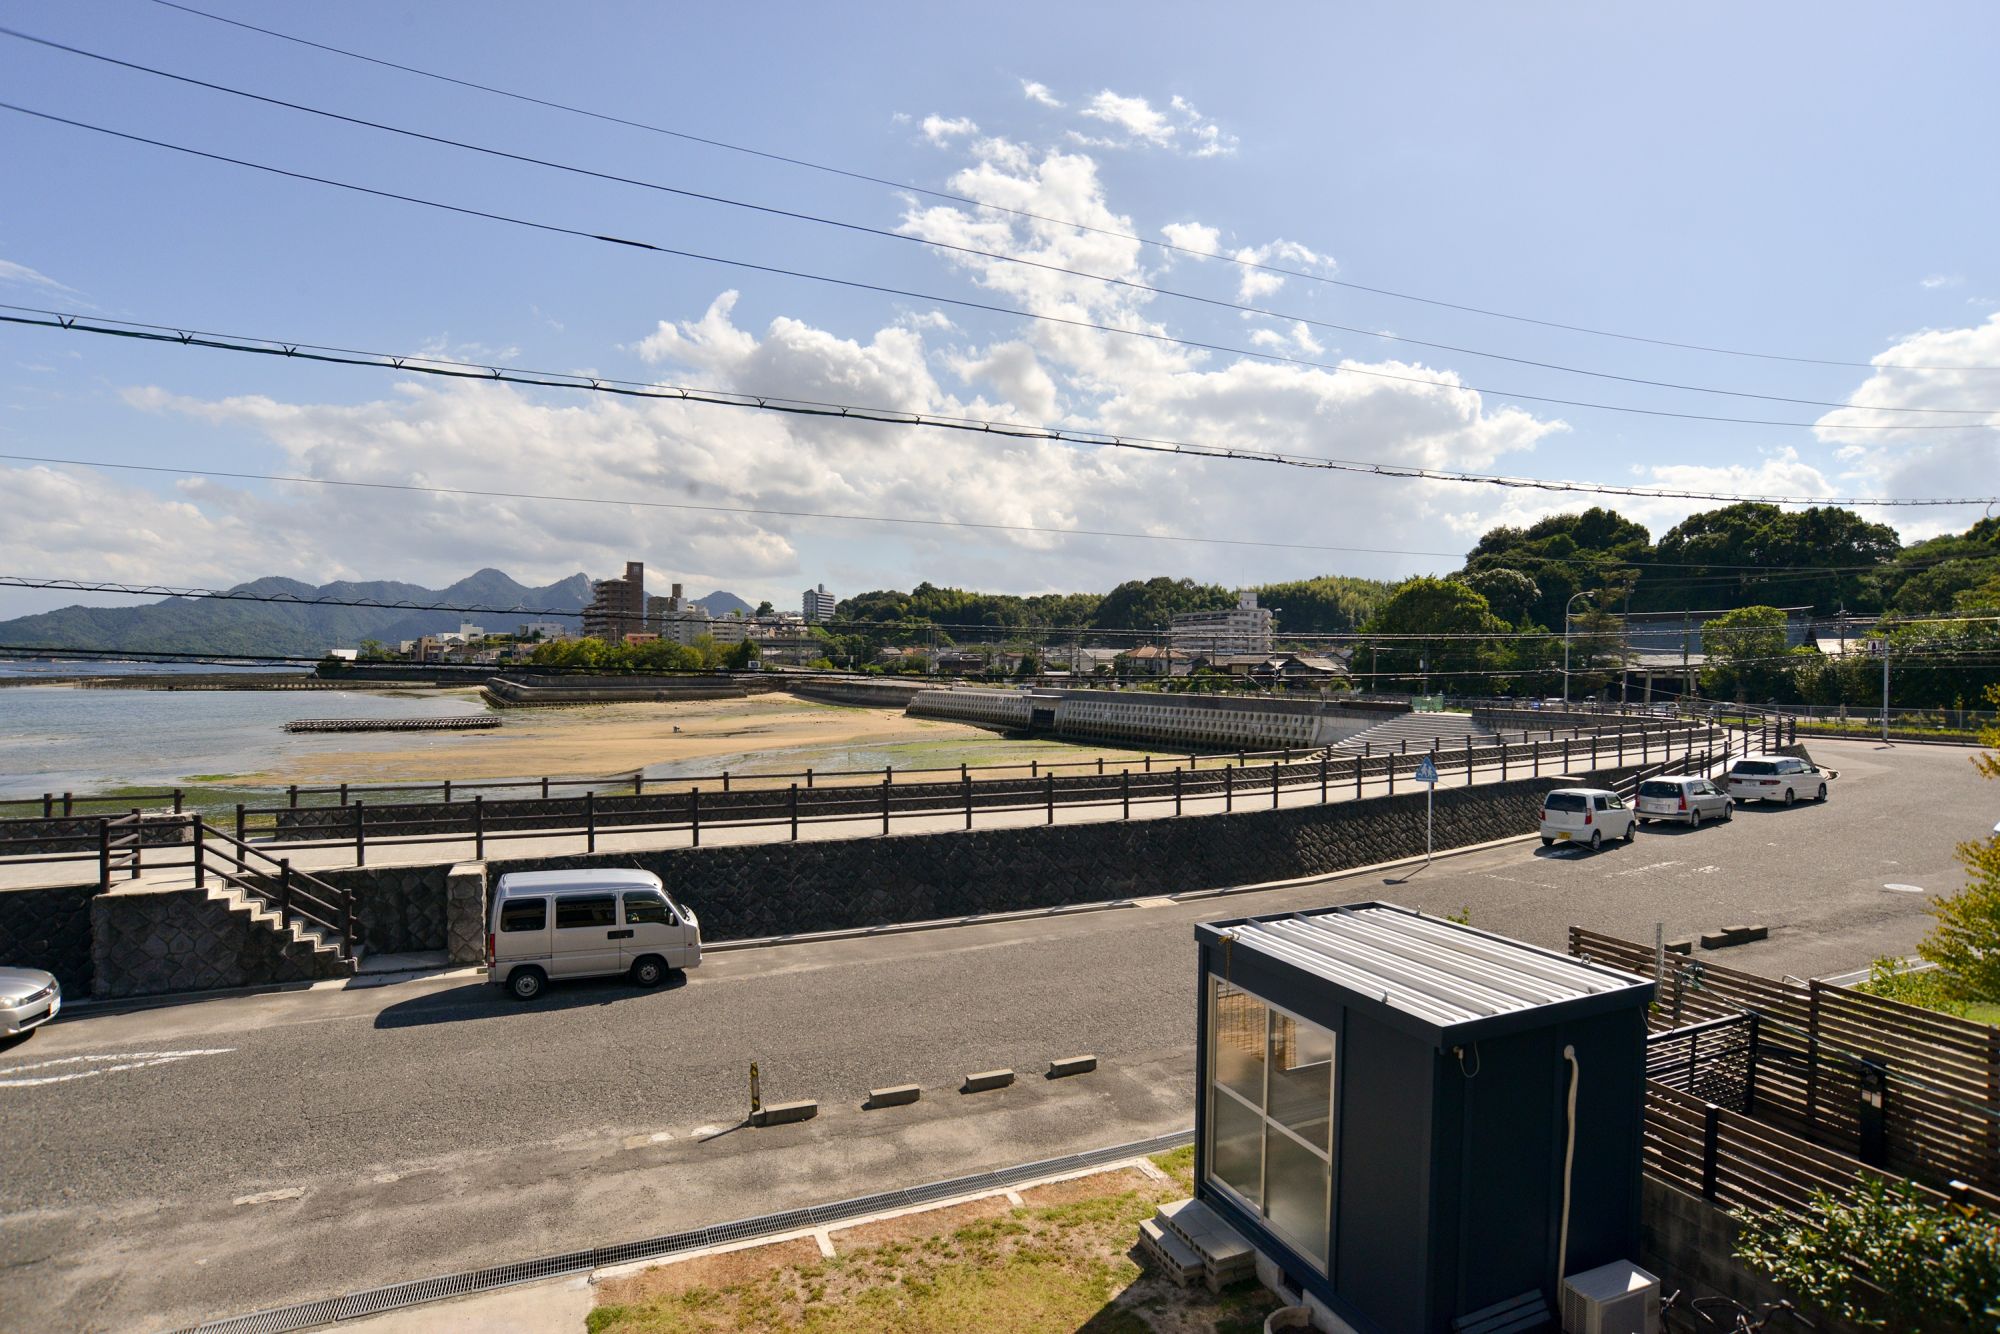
top-left (486, 869), bottom-right (701, 1000)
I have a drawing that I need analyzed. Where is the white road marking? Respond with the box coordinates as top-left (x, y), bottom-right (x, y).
top-left (1694, 866), bottom-right (1720, 874)
top-left (233, 1187), bottom-right (305, 1206)
top-left (0, 1047), bottom-right (235, 1088)
top-left (1611, 861), bottom-right (1684, 878)
top-left (1883, 883), bottom-right (1927, 893)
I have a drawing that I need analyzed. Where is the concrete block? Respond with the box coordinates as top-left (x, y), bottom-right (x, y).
top-left (866, 1083), bottom-right (920, 1108)
top-left (1699, 930), bottom-right (1733, 950)
top-left (960, 1068), bottom-right (1015, 1094)
top-left (1665, 938), bottom-right (1694, 955)
top-left (750, 1099), bottom-right (818, 1127)
top-left (1723, 924), bottom-right (1768, 944)
top-left (1046, 1054), bottom-right (1097, 1079)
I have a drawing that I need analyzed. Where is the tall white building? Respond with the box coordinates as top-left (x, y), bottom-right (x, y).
top-left (647, 582), bottom-right (713, 645)
top-left (1171, 590), bottom-right (1273, 656)
top-left (803, 583), bottom-right (837, 622)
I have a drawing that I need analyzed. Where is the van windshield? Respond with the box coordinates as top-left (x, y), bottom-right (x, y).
top-left (1544, 793), bottom-right (1588, 812)
top-left (1637, 781), bottom-right (1682, 798)
top-left (1733, 761), bottom-right (1777, 775)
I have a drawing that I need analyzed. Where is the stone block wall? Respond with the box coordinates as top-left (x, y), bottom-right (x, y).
top-left (0, 882), bottom-right (99, 993)
top-left (90, 888), bottom-right (353, 999)
top-left (1639, 1177), bottom-right (1866, 1334)
top-left (486, 770), bottom-right (1630, 943)
top-left (313, 863), bottom-right (450, 956)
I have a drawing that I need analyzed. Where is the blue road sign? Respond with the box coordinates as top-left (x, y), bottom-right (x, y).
top-left (1413, 755), bottom-right (1439, 785)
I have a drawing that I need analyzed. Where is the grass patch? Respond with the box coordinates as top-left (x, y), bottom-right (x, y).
top-left (590, 1168), bottom-right (1275, 1334)
top-left (1150, 1146), bottom-right (1196, 1194)
top-left (1852, 958), bottom-right (1999, 1027)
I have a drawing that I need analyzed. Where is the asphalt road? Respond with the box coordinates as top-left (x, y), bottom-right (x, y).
top-left (0, 737), bottom-right (1987, 1332)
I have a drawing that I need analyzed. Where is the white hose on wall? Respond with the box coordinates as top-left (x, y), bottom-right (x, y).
top-left (1557, 1043), bottom-right (1580, 1298)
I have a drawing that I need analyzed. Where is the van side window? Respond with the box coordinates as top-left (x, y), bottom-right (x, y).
top-left (623, 892), bottom-right (673, 925)
top-left (555, 894), bottom-right (617, 929)
top-left (499, 898), bottom-right (546, 932)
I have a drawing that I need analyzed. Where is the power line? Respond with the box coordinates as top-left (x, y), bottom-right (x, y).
top-left (9, 101), bottom-right (1998, 436)
top-left (9, 27), bottom-right (1994, 416)
top-left (136, 0), bottom-right (2000, 376)
top-left (6, 306), bottom-right (1996, 510)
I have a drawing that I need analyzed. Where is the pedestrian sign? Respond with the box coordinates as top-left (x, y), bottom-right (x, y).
top-left (1414, 755), bottom-right (1439, 785)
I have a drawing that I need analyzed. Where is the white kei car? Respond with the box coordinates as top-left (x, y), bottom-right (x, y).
top-left (1538, 788), bottom-right (1637, 850)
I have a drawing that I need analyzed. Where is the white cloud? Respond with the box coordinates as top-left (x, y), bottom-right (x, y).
top-left (1160, 221), bottom-right (1221, 255)
top-left (1230, 239), bottom-right (1330, 302)
top-left (1020, 80), bottom-right (1062, 108)
top-left (1075, 90), bottom-right (1238, 157)
top-left (1919, 274), bottom-right (1964, 290)
top-left (920, 114), bottom-right (978, 146)
top-left (0, 258), bottom-right (76, 296)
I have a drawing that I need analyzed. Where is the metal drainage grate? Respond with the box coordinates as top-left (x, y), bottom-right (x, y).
top-left (172, 1128), bottom-right (1195, 1334)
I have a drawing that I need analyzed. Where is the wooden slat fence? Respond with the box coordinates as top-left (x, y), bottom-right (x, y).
top-left (1572, 927), bottom-right (2000, 1195)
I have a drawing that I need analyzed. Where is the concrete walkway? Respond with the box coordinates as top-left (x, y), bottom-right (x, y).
top-left (5, 732), bottom-right (1699, 892)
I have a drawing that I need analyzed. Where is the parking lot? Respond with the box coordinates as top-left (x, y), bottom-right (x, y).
top-left (0, 736), bottom-right (1987, 1332)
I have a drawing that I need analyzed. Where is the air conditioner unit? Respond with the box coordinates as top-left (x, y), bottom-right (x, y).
top-left (1561, 1259), bottom-right (1660, 1334)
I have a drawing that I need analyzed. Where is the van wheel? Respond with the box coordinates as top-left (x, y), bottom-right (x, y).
top-left (508, 966), bottom-right (546, 1001)
top-left (630, 955), bottom-right (666, 988)
top-left (1540, 837), bottom-right (1554, 847)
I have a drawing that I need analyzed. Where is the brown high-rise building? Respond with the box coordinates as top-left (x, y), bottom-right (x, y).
top-left (582, 561), bottom-right (646, 641)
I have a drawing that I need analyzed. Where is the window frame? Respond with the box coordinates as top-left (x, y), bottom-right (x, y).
top-left (1204, 975), bottom-right (1336, 1271)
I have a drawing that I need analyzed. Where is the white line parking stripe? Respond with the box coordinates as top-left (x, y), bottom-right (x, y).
top-left (0, 1048), bottom-right (235, 1088)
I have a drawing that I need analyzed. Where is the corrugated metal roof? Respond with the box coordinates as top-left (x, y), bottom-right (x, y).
top-left (1218, 906), bottom-right (1641, 1028)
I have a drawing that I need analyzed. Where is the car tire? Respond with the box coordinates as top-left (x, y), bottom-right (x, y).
top-left (1638, 817), bottom-right (1650, 826)
top-left (1782, 788), bottom-right (1796, 807)
top-left (630, 955), bottom-right (666, 988)
top-left (1589, 830), bottom-right (1603, 850)
top-left (1815, 784), bottom-right (1827, 802)
top-left (1540, 837), bottom-right (1554, 847)
top-left (1689, 808), bottom-right (1701, 828)
top-left (507, 966), bottom-right (546, 1001)
top-left (1624, 820), bottom-right (1636, 843)
top-left (1723, 802), bottom-right (1733, 821)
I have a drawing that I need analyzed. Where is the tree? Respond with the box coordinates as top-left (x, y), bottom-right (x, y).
top-left (1358, 577), bottom-right (1508, 689)
top-left (723, 638), bottom-right (760, 670)
top-left (1452, 568), bottom-right (1540, 626)
top-left (1733, 1174), bottom-right (2000, 1329)
top-left (1914, 685), bottom-right (2000, 1000)
top-left (1092, 577), bottom-right (1233, 631)
top-left (1700, 605), bottom-right (1800, 701)
top-left (1653, 502), bottom-right (1901, 616)
top-left (754, 600), bottom-right (774, 617)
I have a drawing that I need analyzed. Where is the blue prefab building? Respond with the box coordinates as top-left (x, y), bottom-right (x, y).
top-left (1192, 903), bottom-right (1654, 1334)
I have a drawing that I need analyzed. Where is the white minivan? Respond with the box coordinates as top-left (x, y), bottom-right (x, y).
top-left (487, 868), bottom-right (701, 1001)
top-left (1724, 754), bottom-right (1833, 806)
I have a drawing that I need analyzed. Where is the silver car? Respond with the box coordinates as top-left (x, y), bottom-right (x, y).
top-left (1635, 776), bottom-right (1732, 827)
top-left (0, 966), bottom-right (61, 1039)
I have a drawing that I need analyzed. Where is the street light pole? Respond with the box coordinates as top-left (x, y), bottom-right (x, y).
top-left (1562, 591), bottom-right (1592, 704)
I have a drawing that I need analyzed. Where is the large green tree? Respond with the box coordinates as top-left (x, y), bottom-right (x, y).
top-left (1358, 577), bottom-right (1509, 690)
top-left (1652, 502), bottom-right (1901, 615)
top-left (1700, 604), bottom-right (1804, 701)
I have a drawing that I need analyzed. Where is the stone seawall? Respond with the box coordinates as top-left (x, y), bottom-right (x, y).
top-left (487, 769), bottom-right (1638, 943)
top-left (0, 882), bottom-right (98, 994)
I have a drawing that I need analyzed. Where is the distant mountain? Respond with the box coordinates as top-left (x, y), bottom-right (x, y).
top-left (0, 568), bottom-right (593, 658)
top-left (697, 590), bottom-right (754, 618)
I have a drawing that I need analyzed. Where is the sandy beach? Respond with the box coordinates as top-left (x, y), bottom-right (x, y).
top-left (234, 693), bottom-right (1171, 787)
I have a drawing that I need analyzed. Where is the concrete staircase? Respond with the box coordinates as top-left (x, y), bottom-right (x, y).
top-left (207, 879), bottom-right (357, 975)
top-left (1328, 710), bottom-right (1497, 757)
top-left (1137, 1198), bottom-right (1257, 1292)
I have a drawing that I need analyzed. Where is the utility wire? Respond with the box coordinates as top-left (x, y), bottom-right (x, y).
top-left (7, 100), bottom-right (1997, 435)
top-left (5, 307), bottom-right (1996, 510)
top-left (138, 0), bottom-right (2000, 375)
top-left (7, 27), bottom-right (1992, 416)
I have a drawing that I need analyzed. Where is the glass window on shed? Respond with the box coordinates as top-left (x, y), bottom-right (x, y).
top-left (554, 894), bottom-right (617, 929)
top-left (1206, 976), bottom-right (1335, 1271)
top-left (499, 898), bottom-right (546, 932)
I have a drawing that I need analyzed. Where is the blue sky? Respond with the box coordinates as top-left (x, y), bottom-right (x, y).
top-left (2, 1), bottom-right (1996, 623)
